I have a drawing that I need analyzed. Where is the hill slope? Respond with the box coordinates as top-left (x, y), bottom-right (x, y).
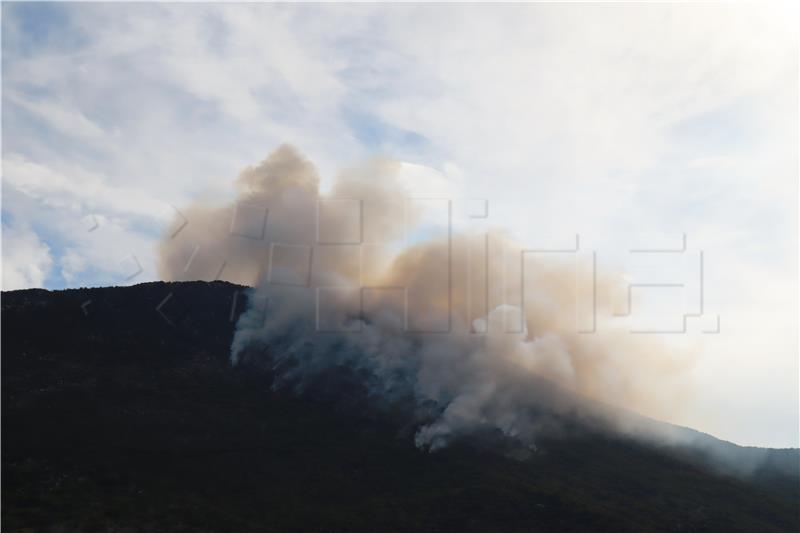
top-left (2, 281), bottom-right (798, 532)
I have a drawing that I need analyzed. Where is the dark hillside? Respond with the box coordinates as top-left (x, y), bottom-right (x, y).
top-left (2, 282), bottom-right (798, 532)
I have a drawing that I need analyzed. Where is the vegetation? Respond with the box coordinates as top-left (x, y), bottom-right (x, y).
top-left (2, 281), bottom-right (798, 532)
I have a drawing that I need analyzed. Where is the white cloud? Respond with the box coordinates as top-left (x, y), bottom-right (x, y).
top-left (2, 155), bottom-right (166, 287)
top-left (6, 92), bottom-right (106, 142)
top-left (3, 154), bottom-right (169, 221)
top-left (2, 223), bottom-right (53, 290)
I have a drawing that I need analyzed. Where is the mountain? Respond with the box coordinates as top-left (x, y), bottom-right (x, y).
top-left (2, 281), bottom-right (798, 532)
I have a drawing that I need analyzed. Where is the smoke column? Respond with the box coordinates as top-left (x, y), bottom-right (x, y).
top-left (159, 145), bottom-right (696, 450)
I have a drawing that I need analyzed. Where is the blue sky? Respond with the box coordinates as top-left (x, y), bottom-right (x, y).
top-left (1, 3), bottom-right (797, 447)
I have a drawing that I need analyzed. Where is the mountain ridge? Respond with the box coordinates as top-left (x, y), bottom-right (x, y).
top-left (4, 280), bottom-right (795, 453)
top-left (2, 281), bottom-right (798, 532)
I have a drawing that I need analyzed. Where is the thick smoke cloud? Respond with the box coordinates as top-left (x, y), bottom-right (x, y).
top-left (159, 145), bottom-right (696, 450)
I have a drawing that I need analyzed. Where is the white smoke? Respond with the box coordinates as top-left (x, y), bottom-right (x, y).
top-left (159, 145), bottom-right (696, 450)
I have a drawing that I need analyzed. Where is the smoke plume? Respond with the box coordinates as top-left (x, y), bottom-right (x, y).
top-left (159, 145), bottom-right (696, 450)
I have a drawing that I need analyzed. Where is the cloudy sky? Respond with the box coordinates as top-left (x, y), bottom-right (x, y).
top-left (1, 3), bottom-right (797, 447)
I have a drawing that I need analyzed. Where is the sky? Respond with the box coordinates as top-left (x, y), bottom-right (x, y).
top-left (1, 3), bottom-right (797, 448)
